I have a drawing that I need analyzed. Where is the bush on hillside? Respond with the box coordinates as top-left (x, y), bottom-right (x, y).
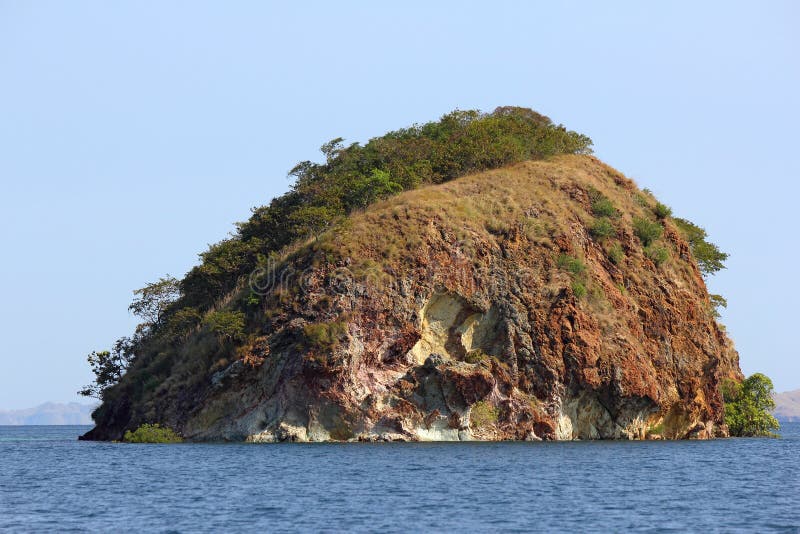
top-left (571, 281), bottom-right (587, 299)
top-left (589, 218), bottom-right (615, 240)
top-left (165, 307), bottom-right (203, 339)
top-left (557, 254), bottom-right (586, 276)
top-left (632, 217), bottom-right (663, 247)
top-left (653, 202), bottom-right (672, 220)
top-left (303, 321), bottom-right (349, 351)
top-left (591, 197), bottom-right (618, 218)
top-left (205, 311), bottom-right (246, 342)
top-left (464, 349), bottom-right (490, 365)
top-left (645, 245), bottom-right (670, 266)
top-left (607, 242), bottom-right (625, 265)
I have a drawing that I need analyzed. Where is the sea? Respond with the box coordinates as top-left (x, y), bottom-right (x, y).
top-left (1, 424), bottom-right (798, 532)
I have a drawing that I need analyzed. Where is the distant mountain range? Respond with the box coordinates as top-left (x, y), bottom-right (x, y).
top-left (0, 402), bottom-right (95, 425)
top-left (774, 389), bottom-right (800, 422)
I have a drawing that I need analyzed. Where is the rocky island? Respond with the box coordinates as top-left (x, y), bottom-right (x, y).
top-left (80, 107), bottom-right (743, 442)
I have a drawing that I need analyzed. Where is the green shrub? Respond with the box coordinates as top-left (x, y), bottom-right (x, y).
top-left (634, 193), bottom-right (650, 208)
top-left (589, 218), bottom-right (615, 240)
top-left (632, 217), bottom-right (663, 246)
top-left (464, 349), bottom-right (489, 364)
top-left (557, 254), bottom-right (586, 276)
top-left (470, 401), bottom-right (498, 429)
top-left (645, 245), bottom-right (669, 266)
top-left (165, 307), bottom-right (202, 339)
top-left (345, 168), bottom-right (403, 209)
top-left (653, 202), bottom-right (672, 219)
top-left (123, 423), bottom-right (183, 443)
top-left (303, 320), bottom-right (348, 351)
top-left (591, 197), bottom-right (618, 218)
top-left (204, 310), bottom-right (246, 342)
top-left (557, 254), bottom-right (589, 299)
top-left (723, 374), bottom-right (780, 437)
top-left (607, 242), bottom-right (624, 265)
top-left (571, 281), bottom-right (587, 299)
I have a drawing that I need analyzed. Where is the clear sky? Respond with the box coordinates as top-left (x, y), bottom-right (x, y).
top-left (1, 1), bottom-right (798, 409)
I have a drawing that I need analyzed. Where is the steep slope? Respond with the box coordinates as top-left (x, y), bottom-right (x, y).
top-left (83, 154), bottom-right (741, 441)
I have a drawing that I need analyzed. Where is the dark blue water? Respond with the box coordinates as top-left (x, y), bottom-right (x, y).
top-left (1, 425), bottom-right (798, 532)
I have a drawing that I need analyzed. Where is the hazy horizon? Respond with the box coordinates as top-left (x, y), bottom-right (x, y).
top-left (1, 1), bottom-right (798, 409)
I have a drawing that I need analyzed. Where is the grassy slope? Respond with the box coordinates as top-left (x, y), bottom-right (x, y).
top-left (306, 154), bottom-right (707, 317)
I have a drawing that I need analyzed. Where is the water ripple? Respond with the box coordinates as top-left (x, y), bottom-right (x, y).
top-left (0, 425), bottom-right (798, 532)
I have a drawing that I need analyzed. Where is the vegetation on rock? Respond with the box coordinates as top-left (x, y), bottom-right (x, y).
top-left (653, 202), bottom-right (672, 220)
top-left (303, 321), bottom-right (349, 351)
top-left (557, 254), bottom-right (590, 300)
top-left (606, 242), bottom-right (625, 265)
top-left (645, 245), bottom-right (670, 266)
top-left (589, 218), bottom-right (615, 241)
top-left (470, 401), bottom-right (498, 429)
top-left (204, 310), bottom-right (246, 342)
top-left (557, 254), bottom-right (586, 276)
top-left (632, 217), bottom-right (663, 247)
top-left (123, 423), bottom-right (183, 443)
top-left (591, 197), bottom-right (618, 218)
top-left (464, 349), bottom-right (490, 365)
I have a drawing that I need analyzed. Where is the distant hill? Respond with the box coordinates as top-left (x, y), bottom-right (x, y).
top-left (0, 402), bottom-right (95, 425)
top-left (773, 390), bottom-right (800, 422)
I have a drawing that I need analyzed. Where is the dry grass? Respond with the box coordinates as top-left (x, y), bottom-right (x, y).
top-left (221, 154), bottom-right (698, 360)
top-left (308, 154), bottom-right (683, 295)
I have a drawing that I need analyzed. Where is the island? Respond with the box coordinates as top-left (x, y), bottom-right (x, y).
top-left (79, 107), bottom-right (776, 442)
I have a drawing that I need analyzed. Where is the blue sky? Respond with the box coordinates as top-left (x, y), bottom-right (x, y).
top-left (0, 1), bottom-right (798, 409)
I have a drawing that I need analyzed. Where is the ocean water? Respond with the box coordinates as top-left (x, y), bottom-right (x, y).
top-left (1, 425), bottom-right (798, 532)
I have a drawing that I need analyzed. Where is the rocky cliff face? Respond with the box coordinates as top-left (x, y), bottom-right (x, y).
top-left (85, 155), bottom-right (741, 441)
